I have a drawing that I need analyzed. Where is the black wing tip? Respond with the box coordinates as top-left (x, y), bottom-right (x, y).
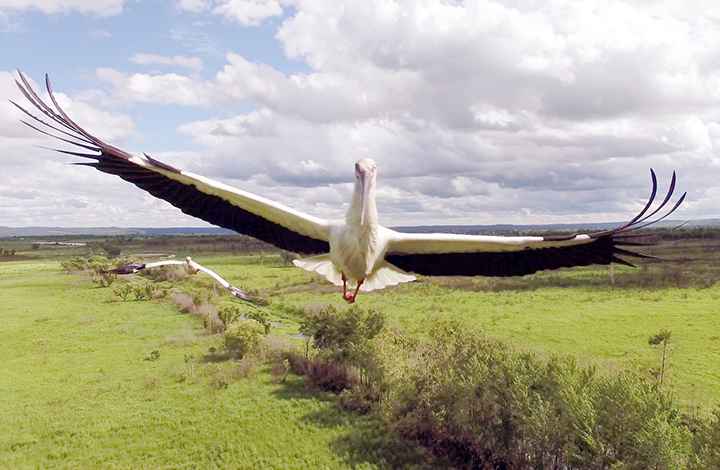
top-left (228, 285), bottom-right (266, 306)
top-left (109, 263), bottom-right (146, 274)
top-left (605, 172), bottom-right (685, 266)
top-left (603, 169), bottom-right (685, 237)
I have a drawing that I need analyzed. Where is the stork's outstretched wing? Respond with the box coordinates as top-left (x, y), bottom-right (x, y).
top-left (109, 260), bottom-right (185, 274)
top-left (12, 72), bottom-right (331, 255)
top-left (110, 259), bottom-right (258, 303)
top-left (385, 171), bottom-right (685, 277)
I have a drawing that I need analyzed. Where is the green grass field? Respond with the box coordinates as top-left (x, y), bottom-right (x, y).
top-left (2, 235), bottom-right (720, 468)
top-left (0, 260), bottom-right (374, 469)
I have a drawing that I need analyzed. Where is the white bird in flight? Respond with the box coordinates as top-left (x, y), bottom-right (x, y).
top-left (13, 72), bottom-right (685, 303)
top-left (110, 256), bottom-right (256, 303)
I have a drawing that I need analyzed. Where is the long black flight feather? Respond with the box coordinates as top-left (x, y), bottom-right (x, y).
top-left (13, 71), bottom-right (330, 256)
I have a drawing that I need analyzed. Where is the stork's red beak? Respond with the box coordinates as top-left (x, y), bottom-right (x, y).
top-left (358, 169), bottom-right (372, 226)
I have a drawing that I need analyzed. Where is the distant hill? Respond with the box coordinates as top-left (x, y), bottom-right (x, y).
top-left (0, 227), bottom-right (236, 237)
top-left (392, 219), bottom-right (720, 233)
top-left (2, 219), bottom-right (719, 237)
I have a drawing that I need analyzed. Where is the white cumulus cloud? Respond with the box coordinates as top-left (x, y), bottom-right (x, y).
top-left (175, 0), bottom-right (284, 25)
top-left (130, 53), bottom-right (204, 71)
top-left (0, 0), bottom-right (124, 16)
top-left (5, 0), bottom-right (720, 226)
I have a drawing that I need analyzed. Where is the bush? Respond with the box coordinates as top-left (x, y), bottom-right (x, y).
top-left (217, 305), bottom-right (271, 333)
top-left (688, 409), bottom-right (720, 469)
top-left (61, 257), bottom-right (89, 272)
top-left (225, 318), bottom-right (266, 360)
top-left (301, 305), bottom-right (384, 362)
top-left (196, 304), bottom-right (224, 333)
top-left (306, 359), bottom-right (357, 392)
top-left (112, 281), bottom-right (157, 301)
top-left (61, 255), bottom-right (128, 287)
top-left (373, 316), bottom-right (692, 469)
top-left (299, 305), bottom-right (385, 392)
top-left (217, 305), bottom-right (241, 326)
top-left (113, 282), bottom-right (133, 301)
top-left (283, 351), bottom-right (310, 376)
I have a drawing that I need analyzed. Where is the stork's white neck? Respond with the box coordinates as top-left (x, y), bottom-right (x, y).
top-left (347, 179), bottom-right (378, 230)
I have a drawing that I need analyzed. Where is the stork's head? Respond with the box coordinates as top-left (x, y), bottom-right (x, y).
top-left (355, 158), bottom-right (377, 226)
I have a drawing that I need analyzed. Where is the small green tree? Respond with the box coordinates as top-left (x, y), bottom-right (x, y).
top-left (113, 282), bottom-right (133, 301)
top-left (301, 305), bottom-right (384, 358)
top-left (300, 305), bottom-right (385, 390)
top-left (648, 329), bottom-right (674, 386)
top-left (218, 305), bottom-right (270, 333)
top-left (225, 318), bottom-right (265, 360)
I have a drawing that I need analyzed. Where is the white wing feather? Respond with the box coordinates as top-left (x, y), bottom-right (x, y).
top-left (385, 230), bottom-right (591, 255)
top-left (127, 156), bottom-right (333, 244)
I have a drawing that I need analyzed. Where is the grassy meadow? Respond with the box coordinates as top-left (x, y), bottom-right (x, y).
top-left (2, 231), bottom-right (720, 468)
top-left (0, 259), bottom-right (371, 469)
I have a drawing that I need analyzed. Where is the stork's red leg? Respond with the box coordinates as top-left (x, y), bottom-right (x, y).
top-left (342, 274), bottom-right (353, 302)
top-left (345, 279), bottom-right (364, 304)
top-left (341, 275), bottom-right (364, 303)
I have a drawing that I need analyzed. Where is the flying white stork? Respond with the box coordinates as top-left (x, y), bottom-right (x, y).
top-left (109, 256), bottom-right (256, 304)
top-left (13, 72), bottom-right (686, 303)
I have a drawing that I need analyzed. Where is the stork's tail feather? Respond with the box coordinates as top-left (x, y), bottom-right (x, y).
top-left (294, 255), bottom-right (416, 292)
top-left (293, 255), bottom-right (345, 286)
top-left (359, 262), bottom-right (416, 292)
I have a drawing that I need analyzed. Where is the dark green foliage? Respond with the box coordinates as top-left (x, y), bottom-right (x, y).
top-left (300, 305), bottom-right (385, 391)
top-left (369, 316), bottom-right (692, 469)
top-left (306, 359), bottom-right (357, 392)
top-left (217, 305), bottom-right (271, 333)
top-left (60, 255), bottom-right (123, 287)
top-left (112, 281), bottom-right (158, 301)
top-left (294, 310), bottom-right (693, 467)
top-left (301, 305), bottom-right (384, 361)
top-left (145, 350), bottom-right (161, 361)
top-left (688, 410), bottom-right (720, 469)
top-left (225, 318), bottom-right (266, 359)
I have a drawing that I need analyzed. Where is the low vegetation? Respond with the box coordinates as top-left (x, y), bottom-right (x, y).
top-left (3, 229), bottom-right (720, 468)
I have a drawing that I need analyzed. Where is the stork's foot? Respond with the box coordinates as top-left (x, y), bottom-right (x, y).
top-left (341, 275), bottom-right (363, 303)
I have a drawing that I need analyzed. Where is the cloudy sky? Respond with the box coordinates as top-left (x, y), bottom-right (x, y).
top-left (1, 0), bottom-right (719, 229)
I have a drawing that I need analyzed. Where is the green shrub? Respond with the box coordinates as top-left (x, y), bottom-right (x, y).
top-left (688, 409), bottom-right (720, 469)
top-left (61, 255), bottom-right (126, 287)
top-left (217, 305), bottom-right (241, 326)
top-left (305, 359), bottom-right (357, 392)
top-left (225, 318), bottom-right (266, 360)
top-left (217, 305), bottom-right (270, 333)
top-left (373, 316), bottom-right (692, 469)
top-left (131, 282), bottom-right (156, 300)
top-left (300, 305), bottom-right (385, 391)
top-left (112, 282), bottom-right (133, 301)
top-left (301, 305), bottom-right (384, 361)
top-left (112, 281), bottom-right (156, 301)
top-left (60, 257), bottom-right (88, 272)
